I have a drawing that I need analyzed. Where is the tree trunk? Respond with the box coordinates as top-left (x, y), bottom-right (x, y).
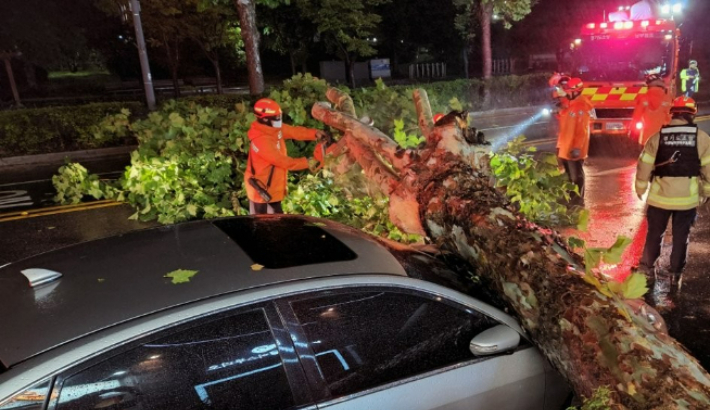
top-left (233, 0), bottom-right (264, 96)
top-left (289, 52), bottom-right (297, 76)
top-left (23, 61), bottom-right (37, 89)
top-left (479, 2), bottom-right (493, 106)
top-left (164, 36), bottom-right (180, 99)
top-left (480, 2), bottom-right (493, 80)
top-left (3, 57), bottom-right (21, 106)
top-left (348, 59), bottom-right (356, 89)
top-left (213, 53), bottom-right (223, 95)
top-left (311, 87), bottom-right (710, 409)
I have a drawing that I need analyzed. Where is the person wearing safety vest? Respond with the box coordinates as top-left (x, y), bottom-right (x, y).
top-left (245, 98), bottom-right (328, 215)
top-left (634, 96), bottom-right (710, 294)
top-left (549, 73), bottom-right (571, 171)
top-left (557, 77), bottom-right (595, 204)
top-left (680, 60), bottom-right (700, 98)
top-left (630, 73), bottom-right (672, 146)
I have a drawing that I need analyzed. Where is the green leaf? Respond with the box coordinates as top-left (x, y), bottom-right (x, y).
top-left (568, 236), bottom-right (586, 250)
top-left (622, 273), bottom-right (649, 299)
top-left (602, 236), bottom-right (633, 265)
top-left (164, 269), bottom-right (199, 284)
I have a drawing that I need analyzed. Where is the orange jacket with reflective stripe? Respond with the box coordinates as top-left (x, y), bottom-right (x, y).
top-left (557, 95), bottom-right (594, 160)
top-left (245, 121), bottom-right (317, 203)
top-left (631, 87), bottom-right (672, 145)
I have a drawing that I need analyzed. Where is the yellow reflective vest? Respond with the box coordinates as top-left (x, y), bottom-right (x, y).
top-left (635, 118), bottom-right (710, 210)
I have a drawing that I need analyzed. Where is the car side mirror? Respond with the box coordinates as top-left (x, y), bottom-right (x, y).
top-left (469, 325), bottom-right (521, 356)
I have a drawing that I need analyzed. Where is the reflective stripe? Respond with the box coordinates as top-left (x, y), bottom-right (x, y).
top-left (702, 155), bottom-right (710, 166)
top-left (660, 126), bottom-right (697, 134)
top-left (641, 152), bottom-right (656, 164)
top-left (648, 192), bottom-right (699, 207)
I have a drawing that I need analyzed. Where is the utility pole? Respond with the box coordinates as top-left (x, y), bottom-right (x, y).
top-left (129, 0), bottom-right (156, 111)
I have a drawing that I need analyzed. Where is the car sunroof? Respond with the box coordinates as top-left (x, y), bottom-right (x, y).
top-left (213, 218), bottom-right (358, 269)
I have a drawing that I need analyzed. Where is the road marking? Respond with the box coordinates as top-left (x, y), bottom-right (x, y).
top-left (0, 190), bottom-right (34, 210)
top-left (0, 201), bottom-right (122, 223)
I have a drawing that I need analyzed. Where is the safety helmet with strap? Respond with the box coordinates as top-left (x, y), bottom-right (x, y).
top-left (254, 98), bottom-right (282, 119)
top-left (563, 78), bottom-right (584, 94)
top-left (670, 96), bottom-right (698, 115)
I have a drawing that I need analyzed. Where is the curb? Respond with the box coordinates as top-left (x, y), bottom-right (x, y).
top-left (0, 145), bottom-right (136, 168)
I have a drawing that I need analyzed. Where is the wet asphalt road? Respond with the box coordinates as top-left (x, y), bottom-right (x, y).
top-left (1, 115), bottom-right (710, 369)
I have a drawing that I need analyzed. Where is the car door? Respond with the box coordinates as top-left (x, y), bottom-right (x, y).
top-left (45, 303), bottom-right (315, 410)
top-left (277, 288), bottom-right (547, 410)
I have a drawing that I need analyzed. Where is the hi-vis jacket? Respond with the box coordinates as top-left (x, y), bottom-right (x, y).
top-left (245, 121), bottom-right (317, 203)
top-left (635, 118), bottom-right (710, 210)
top-left (557, 95), bottom-right (595, 160)
top-left (631, 87), bottom-right (672, 145)
top-left (681, 67), bottom-right (700, 93)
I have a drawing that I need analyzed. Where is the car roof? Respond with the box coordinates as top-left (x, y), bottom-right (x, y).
top-left (0, 216), bottom-right (406, 369)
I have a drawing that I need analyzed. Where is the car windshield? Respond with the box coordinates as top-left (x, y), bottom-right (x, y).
top-left (570, 37), bottom-right (673, 82)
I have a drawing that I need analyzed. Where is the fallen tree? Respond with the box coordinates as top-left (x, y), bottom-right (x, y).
top-left (312, 87), bottom-right (710, 409)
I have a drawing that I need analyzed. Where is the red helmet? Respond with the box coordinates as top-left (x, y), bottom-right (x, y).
top-left (671, 96), bottom-right (698, 115)
top-left (564, 78), bottom-right (584, 94)
top-left (433, 113), bottom-right (445, 124)
top-left (254, 98), bottom-right (282, 119)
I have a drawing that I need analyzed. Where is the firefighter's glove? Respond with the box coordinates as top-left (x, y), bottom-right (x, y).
top-left (570, 149), bottom-right (581, 160)
top-left (316, 130), bottom-right (334, 147)
top-left (314, 143), bottom-right (326, 163)
top-left (637, 192), bottom-right (644, 201)
top-left (308, 158), bottom-right (321, 173)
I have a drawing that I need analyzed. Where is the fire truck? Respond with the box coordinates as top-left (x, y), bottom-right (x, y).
top-left (566, 17), bottom-right (680, 144)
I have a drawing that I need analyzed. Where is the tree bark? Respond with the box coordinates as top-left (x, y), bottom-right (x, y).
top-left (348, 59), bottom-right (356, 89)
top-left (311, 87), bottom-right (710, 409)
top-left (213, 53), bottom-right (223, 95)
top-left (3, 57), bottom-right (21, 106)
top-left (480, 2), bottom-right (493, 80)
top-left (233, 0), bottom-right (264, 96)
top-left (479, 2), bottom-right (493, 106)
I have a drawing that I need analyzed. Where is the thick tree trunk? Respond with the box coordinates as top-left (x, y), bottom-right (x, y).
top-left (312, 87), bottom-right (710, 409)
top-left (233, 0), bottom-right (264, 95)
top-left (3, 57), bottom-right (20, 106)
top-left (480, 2), bottom-right (493, 80)
top-left (479, 2), bottom-right (493, 106)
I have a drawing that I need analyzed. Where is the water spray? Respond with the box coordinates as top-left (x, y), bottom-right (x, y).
top-left (489, 108), bottom-right (551, 152)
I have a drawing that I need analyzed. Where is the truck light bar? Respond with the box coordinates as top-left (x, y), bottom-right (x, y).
top-left (581, 19), bottom-right (675, 35)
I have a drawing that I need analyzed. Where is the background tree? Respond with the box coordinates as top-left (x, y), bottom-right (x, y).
top-left (187, 0), bottom-right (240, 94)
top-left (260, 3), bottom-right (316, 76)
top-left (454, 0), bottom-right (535, 83)
top-left (297, 0), bottom-right (389, 89)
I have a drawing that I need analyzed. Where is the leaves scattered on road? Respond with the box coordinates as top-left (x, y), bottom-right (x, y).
top-left (164, 269), bottom-right (199, 284)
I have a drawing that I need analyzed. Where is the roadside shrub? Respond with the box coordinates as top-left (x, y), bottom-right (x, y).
top-left (0, 102), bottom-right (146, 156)
top-left (52, 74), bottom-right (551, 242)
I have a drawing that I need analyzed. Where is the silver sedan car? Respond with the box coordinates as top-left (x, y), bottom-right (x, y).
top-left (0, 216), bottom-right (571, 410)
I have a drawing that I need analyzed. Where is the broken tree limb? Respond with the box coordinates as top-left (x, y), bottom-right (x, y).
top-left (313, 88), bottom-right (710, 409)
top-left (313, 100), bottom-right (415, 172)
top-left (413, 89), bottom-right (434, 139)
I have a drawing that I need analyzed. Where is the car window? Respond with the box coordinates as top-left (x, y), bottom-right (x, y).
top-left (290, 290), bottom-right (499, 398)
top-left (54, 309), bottom-right (296, 410)
top-left (0, 379), bottom-right (51, 410)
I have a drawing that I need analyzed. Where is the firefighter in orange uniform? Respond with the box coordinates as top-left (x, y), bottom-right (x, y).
top-left (557, 78), bottom-right (595, 203)
top-left (549, 73), bottom-right (571, 171)
top-left (630, 73), bottom-right (672, 145)
top-left (245, 98), bottom-right (326, 215)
